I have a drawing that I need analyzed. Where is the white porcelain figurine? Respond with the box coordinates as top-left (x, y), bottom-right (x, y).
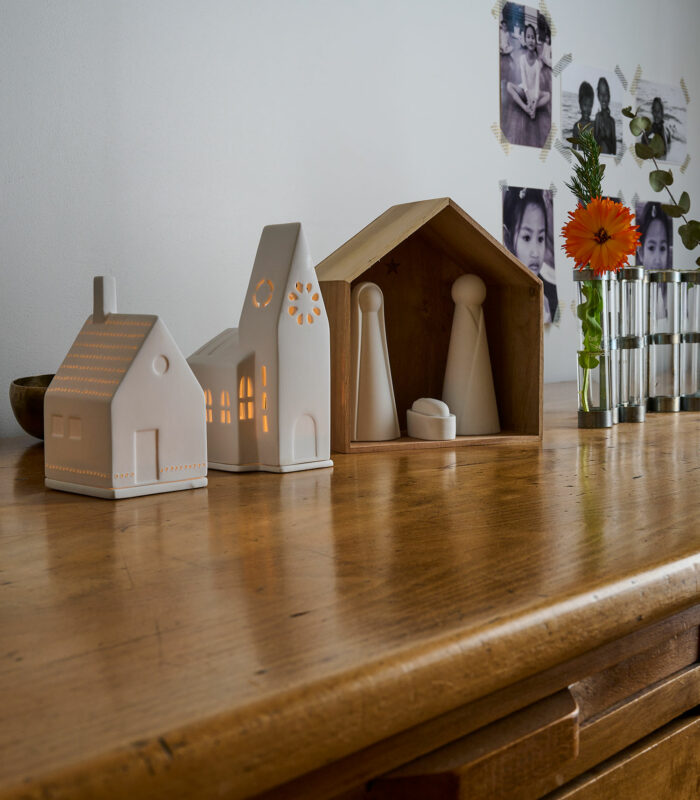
top-left (442, 274), bottom-right (500, 435)
top-left (351, 282), bottom-right (400, 441)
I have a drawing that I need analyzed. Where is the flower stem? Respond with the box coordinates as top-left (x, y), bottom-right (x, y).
top-left (580, 366), bottom-right (590, 413)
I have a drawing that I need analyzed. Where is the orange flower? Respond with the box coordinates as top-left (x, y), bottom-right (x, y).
top-left (562, 197), bottom-right (641, 275)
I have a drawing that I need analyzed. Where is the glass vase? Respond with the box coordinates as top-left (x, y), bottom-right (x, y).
top-left (680, 271), bottom-right (700, 411)
top-left (617, 267), bottom-right (646, 422)
top-left (574, 270), bottom-right (612, 427)
top-left (647, 270), bottom-right (681, 412)
top-left (577, 350), bottom-right (613, 428)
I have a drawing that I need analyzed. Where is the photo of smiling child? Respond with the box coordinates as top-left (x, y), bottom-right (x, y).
top-left (636, 201), bottom-right (673, 318)
top-left (502, 186), bottom-right (558, 324)
top-left (499, 2), bottom-right (552, 148)
top-left (562, 65), bottom-right (623, 156)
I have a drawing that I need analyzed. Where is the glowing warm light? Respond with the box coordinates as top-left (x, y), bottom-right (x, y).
top-left (239, 377), bottom-right (245, 398)
top-left (296, 281), bottom-right (303, 292)
top-left (312, 293), bottom-right (319, 301)
top-left (307, 314), bottom-right (314, 324)
top-left (239, 403), bottom-right (245, 420)
top-left (313, 307), bottom-right (321, 316)
top-left (248, 401), bottom-right (254, 418)
top-left (297, 314), bottom-right (303, 325)
top-left (288, 306), bottom-right (298, 316)
top-left (289, 293), bottom-right (298, 302)
top-left (263, 416), bottom-right (268, 433)
top-left (207, 409), bottom-right (212, 423)
top-left (262, 392), bottom-right (267, 410)
top-left (306, 283), bottom-right (312, 292)
top-left (226, 410), bottom-right (231, 424)
top-left (262, 365), bottom-right (267, 386)
top-left (247, 378), bottom-right (253, 397)
top-left (252, 278), bottom-right (274, 308)
top-left (220, 410), bottom-right (226, 423)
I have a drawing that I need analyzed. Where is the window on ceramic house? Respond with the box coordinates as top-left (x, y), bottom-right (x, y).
top-left (204, 389), bottom-right (213, 423)
top-left (261, 365), bottom-right (269, 433)
top-left (238, 377), bottom-right (254, 420)
top-left (220, 390), bottom-right (231, 424)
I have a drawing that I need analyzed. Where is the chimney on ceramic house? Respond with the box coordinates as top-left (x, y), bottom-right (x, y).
top-left (93, 276), bottom-right (117, 323)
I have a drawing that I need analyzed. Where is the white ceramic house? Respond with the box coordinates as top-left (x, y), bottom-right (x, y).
top-left (44, 276), bottom-right (208, 499)
top-left (188, 222), bottom-right (332, 472)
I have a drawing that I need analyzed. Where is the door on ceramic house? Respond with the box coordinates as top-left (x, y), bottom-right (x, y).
top-left (134, 429), bottom-right (159, 483)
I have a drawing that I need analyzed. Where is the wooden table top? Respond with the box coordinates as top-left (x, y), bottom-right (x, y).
top-left (1, 382), bottom-right (699, 800)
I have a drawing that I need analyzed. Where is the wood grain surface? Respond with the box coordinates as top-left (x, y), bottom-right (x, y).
top-left (1, 382), bottom-right (700, 800)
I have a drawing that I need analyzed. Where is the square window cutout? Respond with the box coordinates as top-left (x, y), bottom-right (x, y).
top-left (68, 418), bottom-right (82, 440)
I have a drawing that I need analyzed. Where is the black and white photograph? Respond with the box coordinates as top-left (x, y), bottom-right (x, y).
top-left (636, 200), bottom-right (673, 318)
top-left (499, 3), bottom-right (552, 148)
top-left (635, 201), bottom-right (673, 272)
top-left (502, 186), bottom-right (558, 324)
top-left (561, 64), bottom-right (623, 156)
top-left (635, 79), bottom-right (688, 165)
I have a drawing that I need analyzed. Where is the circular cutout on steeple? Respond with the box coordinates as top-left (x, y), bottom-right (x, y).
top-left (253, 279), bottom-right (274, 309)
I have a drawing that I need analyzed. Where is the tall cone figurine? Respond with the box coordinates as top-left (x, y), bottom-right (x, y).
top-left (351, 282), bottom-right (400, 441)
top-left (443, 274), bottom-right (500, 435)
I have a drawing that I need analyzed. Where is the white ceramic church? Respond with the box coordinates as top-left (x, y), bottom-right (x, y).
top-left (188, 223), bottom-right (332, 472)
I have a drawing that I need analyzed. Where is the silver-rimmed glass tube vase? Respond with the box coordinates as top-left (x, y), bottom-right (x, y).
top-left (618, 267), bottom-right (646, 422)
top-left (647, 270), bottom-right (681, 412)
top-left (680, 271), bottom-right (700, 411)
top-left (606, 271), bottom-right (620, 423)
top-left (574, 270), bottom-right (612, 428)
top-left (577, 350), bottom-right (613, 428)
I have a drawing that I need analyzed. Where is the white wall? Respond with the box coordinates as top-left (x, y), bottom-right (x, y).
top-left (2, 0), bottom-right (699, 436)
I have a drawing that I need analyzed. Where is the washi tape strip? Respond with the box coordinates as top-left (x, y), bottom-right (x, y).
top-left (552, 53), bottom-right (572, 77)
top-left (554, 138), bottom-right (572, 163)
top-left (631, 192), bottom-right (640, 210)
top-left (491, 122), bottom-right (511, 155)
top-left (680, 78), bottom-right (690, 104)
top-left (630, 65), bottom-right (642, 97)
top-left (491, 0), bottom-right (506, 19)
top-left (540, 122), bottom-right (558, 161)
top-left (498, 179), bottom-right (509, 192)
top-left (680, 155), bottom-right (691, 174)
top-left (538, 0), bottom-right (557, 36)
top-left (549, 182), bottom-right (558, 197)
top-left (618, 190), bottom-right (626, 206)
top-left (614, 65), bottom-right (628, 91)
top-left (614, 142), bottom-right (627, 167)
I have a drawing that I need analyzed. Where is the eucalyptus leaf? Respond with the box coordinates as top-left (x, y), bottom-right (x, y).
top-left (679, 222), bottom-right (699, 250)
top-left (678, 192), bottom-right (691, 213)
top-left (661, 203), bottom-right (686, 218)
top-left (696, 256), bottom-right (700, 266)
top-left (621, 106), bottom-right (636, 119)
top-left (635, 142), bottom-right (654, 159)
top-left (649, 132), bottom-right (666, 158)
top-left (630, 116), bottom-right (651, 136)
top-left (649, 169), bottom-right (673, 192)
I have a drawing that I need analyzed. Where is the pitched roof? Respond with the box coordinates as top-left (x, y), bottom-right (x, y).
top-left (188, 328), bottom-right (241, 365)
top-left (49, 314), bottom-right (157, 402)
top-left (315, 197), bottom-right (539, 286)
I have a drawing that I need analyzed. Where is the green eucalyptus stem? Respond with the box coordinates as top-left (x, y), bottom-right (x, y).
top-left (649, 153), bottom-right (691, 227)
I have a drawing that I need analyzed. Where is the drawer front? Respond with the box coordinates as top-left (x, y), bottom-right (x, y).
top-left (545, 714), bottom-right (700, 800)
top-left (369, 626), bottom-right (700, 800)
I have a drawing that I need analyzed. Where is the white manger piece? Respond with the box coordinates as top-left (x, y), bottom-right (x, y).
top-left (188, 223), bottom-right (333, 473)
top-left (351, 282), bottom-right (400, 441)
top-left (442, 274), bottom-right (500, 435)
top-left (44, 276), bottom-right (208, 499)
top-left (406, 398), bottom-right (456, 440)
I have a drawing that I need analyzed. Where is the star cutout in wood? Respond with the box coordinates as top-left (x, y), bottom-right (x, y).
top-left (386, 258), bottom-right (400, 275)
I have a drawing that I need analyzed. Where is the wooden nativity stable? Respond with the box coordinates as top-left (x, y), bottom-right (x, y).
top-left (316, 197), bottom-right (543, 453)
